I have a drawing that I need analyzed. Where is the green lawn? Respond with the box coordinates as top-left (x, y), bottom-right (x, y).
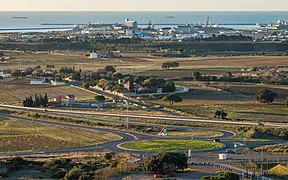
top-left (120, 140), bottom-right (224, 152)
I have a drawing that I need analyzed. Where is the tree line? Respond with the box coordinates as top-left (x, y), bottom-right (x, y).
top-left (23, 93), bottom-right (48, 107)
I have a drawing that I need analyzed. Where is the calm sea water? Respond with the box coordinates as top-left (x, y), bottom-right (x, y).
top-left (0, 11), bottom-right (287, 32)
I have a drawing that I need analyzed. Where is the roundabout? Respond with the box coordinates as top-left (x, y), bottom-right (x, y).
top-left (118, 140), bottom-right (224, 152)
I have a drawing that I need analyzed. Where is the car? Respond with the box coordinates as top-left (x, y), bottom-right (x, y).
top-left (226, 149), bottom-right (236, 154)
top-left (213, 139), bottom-right (221, 142)
top-left (153, 174), bottom-right (162, 178)
top-left (258, 122), bottom-right (265, 126)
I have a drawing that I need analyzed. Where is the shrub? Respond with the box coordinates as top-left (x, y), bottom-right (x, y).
top-left (105, 153), bottom-right (113, 160)
top-left (44, 159), bottom-right (72, 170)
top-left (51, 169), bottom-right (67, 179)
top-left (268, 164), bottom-right (288, 179)
top-left (143, 152), bottom-right (187, 174)
top-left (255, 89), bottom-right (277, 104)
top-left (0, 168), bottom-right (8, 177)
top-left (64, 167), bottom-right (82, 180)
top-left (201, 171), bottom-right (240, 180)
top-left (246, 129), bottom-right (260, 138)
top-left (79, 173), bottom-right (94, 180)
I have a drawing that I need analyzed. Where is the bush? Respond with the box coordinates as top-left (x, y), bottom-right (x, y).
top-left (143, 152), bottom-right (187, 174)
top-left (246, 129), bottom-right (260, 138)
top-left (64, 167), bottom-right (82, 180)
top-left (44, 159), bottom-right (72, 170)
top-left (214, 110), bottom-right (227, 119)
top-left (268, 164), bottom-right (288, 179)
top-left (7, 157), bottom-right (27, 171)
top-left (255, 89), bottom-right (277, 104)
top-left (201, 171), bottom-right (240, 180)
top-left (0, 168), bottom-right (8, 177)
top-left (51, 169), bottom-right (67, 179)
top-left (105, 153), bottom-right (113, 160)
top-left (79, 173), bottom-right (94, 180)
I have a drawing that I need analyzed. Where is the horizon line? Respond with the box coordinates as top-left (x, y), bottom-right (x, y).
top-left (1, 10), bottom-right (288, 12)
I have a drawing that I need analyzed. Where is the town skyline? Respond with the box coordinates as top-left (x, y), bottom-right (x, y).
top-left (1, 0), bottom-right (288, 11)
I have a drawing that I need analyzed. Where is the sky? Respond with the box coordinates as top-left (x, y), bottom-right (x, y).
top-left (0, 0), bottom-right (288, 11)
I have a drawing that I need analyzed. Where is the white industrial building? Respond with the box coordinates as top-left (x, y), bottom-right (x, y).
top-left (0, 72), bottom-right (11, 78)
top-left (51, 80), bottom-right (66, 86)
top-left (30, 79), bottom-right (50, 85)
top-left (90, 52), bottom-right (98, 59)
top-left (125, 19), bottom-right (138, 28)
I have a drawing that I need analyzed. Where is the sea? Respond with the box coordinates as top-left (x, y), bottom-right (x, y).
top-left (0, 11), bottom-right (288, 33)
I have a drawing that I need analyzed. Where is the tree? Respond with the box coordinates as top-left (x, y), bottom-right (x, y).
top-left (112, 84), bottom-right (125, 93)
top-left (255, 89), bottom-right (277, 104)
top-left (215, 110), bottom-right (228, 119)
top-left (192, 71), bottom-right (202, 81)
top-left (94, 95), bottom-right (105, 102)
top-left (83, 82), bottom-right (90, 89)
top-left (112, 72), bottom-right (124, 80)
top-left (71, 72), bottom-right (81, 81)
top-left (97, 79), bottom-right (110, 91)
top-left (162, 80), bottom-right (176, 93)
top-left (11, 70), bottom-right (22, 79)
top-left (134, 75), bottom-right (146, 84)
top-left (143, 152), bottom-right (187, 174)
top-left (162, 62), bottom-right (179, 69)
top-left (162, 94), bottom-right (182, 108)
top-left (44, 93), bottom-right (48, 107)
top-left (142, 77), bottom-right (157, 88)
top-left (104, 65), bottom-right (116, 73)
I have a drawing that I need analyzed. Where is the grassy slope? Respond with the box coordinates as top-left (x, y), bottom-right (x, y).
top-left (0, 117), bottom-right (121, 153)
top-left (268, 164), bottom-right (288, 178)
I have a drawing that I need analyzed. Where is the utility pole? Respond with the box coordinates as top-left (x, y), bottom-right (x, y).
top-left (125, 100), bottom-right (129, 129)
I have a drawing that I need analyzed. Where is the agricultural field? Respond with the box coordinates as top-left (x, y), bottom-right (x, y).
top-left (119, 140), bottom-right (224, 152)
top-left (2, 51), bottom-right (288, 74)
top-left (0, 117), bottom-right (120, 153)
top-left (1, 51), bottom-right (288, 122)
top-left (148, 81), bottom-right (288, 122)
top-left (0, 79), bottom-right (96, 105)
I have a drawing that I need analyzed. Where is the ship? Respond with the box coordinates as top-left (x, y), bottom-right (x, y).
top-left (166, 16), bottom-right (175, 19)
top-left (12, 17), bottom-right (28, 19)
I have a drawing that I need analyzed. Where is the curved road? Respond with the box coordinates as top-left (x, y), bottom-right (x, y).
top-left (0, 113), bottom-right (234, 156)
top-left (0, 104), bottom-right (287, 127)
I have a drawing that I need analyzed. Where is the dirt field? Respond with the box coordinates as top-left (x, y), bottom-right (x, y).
top-left (0, 79), bottom-right (96, 105)
top-left (1, 51), bottom-right (288, 74)
top-left (151, 81), bottom-right (288, 122)
top-left (0, 117), bottom-right (120, 153)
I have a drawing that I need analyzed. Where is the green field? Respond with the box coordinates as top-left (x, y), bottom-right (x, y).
top-left (120, 140), bottom-right (224, 152)
top-left (0, 117), bottom-right (121, 153)
top-left (160, 130), bottom-right (223, 138)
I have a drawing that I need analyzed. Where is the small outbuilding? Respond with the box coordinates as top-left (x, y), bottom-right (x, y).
top-left (218, 154), bottom-right (227, 160)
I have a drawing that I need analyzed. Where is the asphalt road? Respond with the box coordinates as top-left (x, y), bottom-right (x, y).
top-left (1, 104), bottom-right (287, 127)
top-left (0, 110), bottom-right (287, 180)
top-left (0, 113), bottom-right (236, 156)
top-left (1, 105), bottom-right (286, 179)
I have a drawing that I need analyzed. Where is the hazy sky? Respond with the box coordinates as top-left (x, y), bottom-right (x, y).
top-left (1, 0), bottom-right (288, 11)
